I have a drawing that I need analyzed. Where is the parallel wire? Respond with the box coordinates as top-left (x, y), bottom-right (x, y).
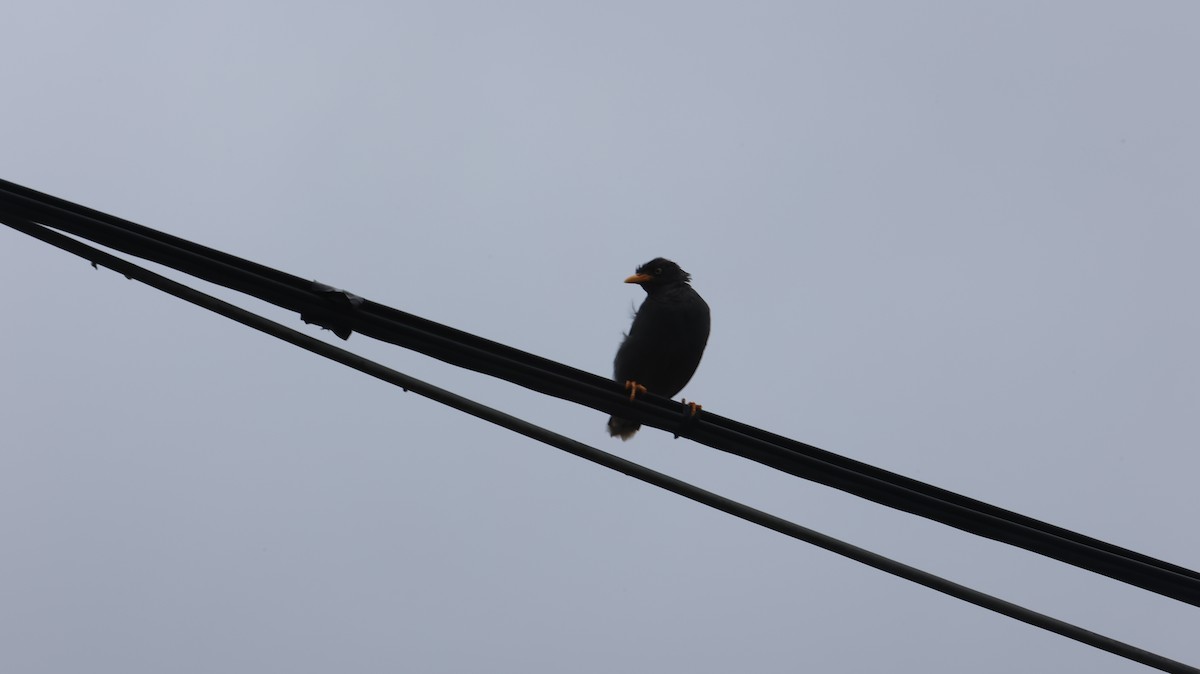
top-left (1, 178), bottom-right (1198, 609)
top-left (6, 216), bottom-right (1196, 674)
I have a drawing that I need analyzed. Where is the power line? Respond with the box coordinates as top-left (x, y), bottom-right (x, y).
top-left (6, 216), bottom-right (1196, 674)
top-left (1, 179), bottom-right (1198, 608)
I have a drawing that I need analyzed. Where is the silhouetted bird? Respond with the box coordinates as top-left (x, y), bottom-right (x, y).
top-left (608, 258), bottom-right (710, 440)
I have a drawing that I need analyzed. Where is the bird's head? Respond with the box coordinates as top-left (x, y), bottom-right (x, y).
top-left (624, 258), bottom-right (692, 291)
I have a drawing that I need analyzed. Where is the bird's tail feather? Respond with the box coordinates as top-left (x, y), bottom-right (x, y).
top-left (607, 416), bottom-right (640, 440)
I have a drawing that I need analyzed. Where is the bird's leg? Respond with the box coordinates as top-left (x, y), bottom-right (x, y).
top-left (624, 380), bottom-right (648, 400)
top-left (674, 399), bottom-right (703, 439)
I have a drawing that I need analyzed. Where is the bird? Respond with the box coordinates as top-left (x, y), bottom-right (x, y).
top-left (608, 257), bottom-right (710, 440)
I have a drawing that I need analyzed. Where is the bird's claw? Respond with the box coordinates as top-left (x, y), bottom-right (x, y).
top-left (674, 399), bottom-right (703, 438)
top-left (624, 380), bottom-right (648, 401)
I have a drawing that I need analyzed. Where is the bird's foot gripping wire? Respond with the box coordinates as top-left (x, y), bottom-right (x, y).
top-left (623, 380), bottom-right (648, 400)
top-left (674, 399), bottom-right (702, 438)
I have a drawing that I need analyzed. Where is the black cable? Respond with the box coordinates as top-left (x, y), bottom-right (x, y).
top-left (1, 178), bottom-right (1198, 608)
top-left (7, 216), bottom-right (1196, 674)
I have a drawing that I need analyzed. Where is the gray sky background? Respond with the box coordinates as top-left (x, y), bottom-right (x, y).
top-left (3, 3), bottom-right (1198, 672)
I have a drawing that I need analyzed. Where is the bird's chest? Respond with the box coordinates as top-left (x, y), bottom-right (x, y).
top-left (627, 297), bottom-right (708, 356)
top-left (631, 304), bottom-right (692, 343)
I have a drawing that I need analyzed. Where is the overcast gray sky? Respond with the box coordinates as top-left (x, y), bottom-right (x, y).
top-left (3, 2), bottom-right (1198, 672)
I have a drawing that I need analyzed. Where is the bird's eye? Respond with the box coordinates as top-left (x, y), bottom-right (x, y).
top-left (654, 267), bottom-right (663, 275)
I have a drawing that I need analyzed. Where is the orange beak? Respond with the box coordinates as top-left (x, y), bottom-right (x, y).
top-left (624, 273), bottom-right (653, 284)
